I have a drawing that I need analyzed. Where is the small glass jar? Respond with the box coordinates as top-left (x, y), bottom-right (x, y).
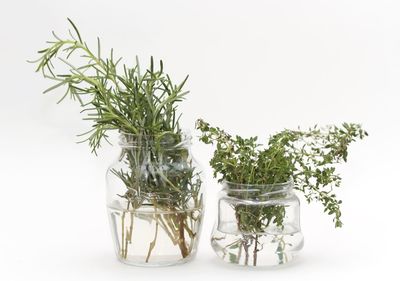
top-left (106, 132), bottom-right (204, 266)
top-left (211, 180), bottom-right (304, 266)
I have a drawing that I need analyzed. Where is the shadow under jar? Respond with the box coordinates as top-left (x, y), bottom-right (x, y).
top-left (211, 180), bottom-right (304, 266)
top-left (106, 132), bottom-right (204, 266)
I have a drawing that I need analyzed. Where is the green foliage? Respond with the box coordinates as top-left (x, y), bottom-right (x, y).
top-left (196, 119), bottom-right (367, 228)
top-left (31, 19), bottom-right (202, 260)
top-left (31, 18), bottom-right (188, 154)
top-left (112, 137), bottom-right (202, 210)
top-left (236, 204), bottom-right (286, 233)
top-left (31, 18), bottom-right (202, 208)
top-left (30, 17), bottom-right (201, 202)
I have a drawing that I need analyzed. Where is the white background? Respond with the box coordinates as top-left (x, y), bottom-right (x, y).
top-left (1, 0), bottom-right (399, 280)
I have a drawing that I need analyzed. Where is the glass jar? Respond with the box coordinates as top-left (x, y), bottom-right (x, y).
top-left (211, 180), bottom-right (304, 266)
top-left (106, 132), bottom-right (204, 266)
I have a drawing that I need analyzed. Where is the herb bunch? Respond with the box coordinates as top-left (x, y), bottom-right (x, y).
top-left (31, 18), bottom-right (188, 154)
top-left (196, 119), bottom-right (367, 228)
top-left (31, 19), bottom-right (202, 262)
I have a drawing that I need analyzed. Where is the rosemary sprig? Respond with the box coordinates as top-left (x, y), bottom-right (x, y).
top-left (31, 18), bottom-right (188, 154)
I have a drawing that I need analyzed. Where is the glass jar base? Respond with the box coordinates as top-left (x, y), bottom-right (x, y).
top-left (116, 253), bottom-right (196, 267)
top-left (211, 228), bottom-right (304, 267)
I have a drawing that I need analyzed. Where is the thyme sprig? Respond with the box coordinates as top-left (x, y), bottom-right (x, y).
top-left (196, 119), bottom-right (367, 227)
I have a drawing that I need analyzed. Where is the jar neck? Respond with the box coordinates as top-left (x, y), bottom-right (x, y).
top-left (119, 132), bottom-right (191, 150)
top-left (223, 179), bottom-right (294, 200)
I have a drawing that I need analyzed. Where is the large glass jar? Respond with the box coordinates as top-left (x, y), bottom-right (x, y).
top-left (211, 180), bottom-right (303, 266)
top-left (106, 132), bottom-right (204, 266)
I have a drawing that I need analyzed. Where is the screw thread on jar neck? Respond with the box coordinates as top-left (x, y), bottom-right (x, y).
top-left (222, 179), bottom-right (294, 199)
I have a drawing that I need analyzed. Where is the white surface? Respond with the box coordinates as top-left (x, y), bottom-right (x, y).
top-left (1, 0), bottom-right (399, 280)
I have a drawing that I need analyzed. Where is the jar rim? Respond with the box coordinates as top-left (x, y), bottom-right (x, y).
top-left (119, 130), bottom-right (192, 148)
top-left (223, 178), bottom-right (293, 188)
top-left (222, 178), bottom-right (294, 195)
